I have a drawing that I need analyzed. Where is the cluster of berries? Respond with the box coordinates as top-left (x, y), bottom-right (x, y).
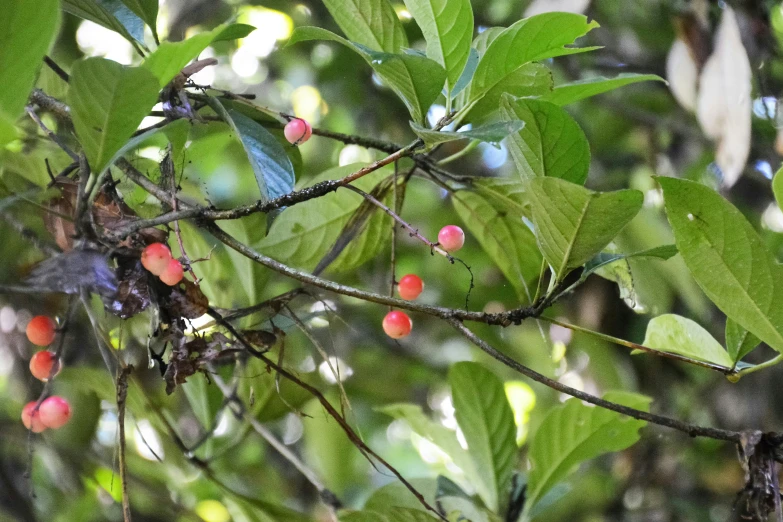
top-left (21, 316), bottom-right (71, 432)
top-left (141, 243), bottom-right (184, 285)
top-left (382, 225), bottom-right (465, 339)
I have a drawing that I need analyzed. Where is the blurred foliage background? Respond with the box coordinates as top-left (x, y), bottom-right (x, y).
top-left (3, 0), bottom-right (783, 521)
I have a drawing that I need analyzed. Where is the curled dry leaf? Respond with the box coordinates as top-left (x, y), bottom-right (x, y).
top-left (167, 278), bottom-right (209, 320)
top-left (163, 332), bottom-right (233, 394)
top-left (240, 329), bottom-right (277, 348)
top-left (695, 7), bottom-right (751, 187)
top-left (524, 0), bottom-right (590, 16)
top-left (105, 257), bottom-right (152, 319)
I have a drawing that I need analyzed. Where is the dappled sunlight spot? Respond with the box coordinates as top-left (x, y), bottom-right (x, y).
top-left (189, 47), bottom-right (216, 85)
top-left (338, 145), bottom-right (373, 166)
top-left (230, 47), bottom-right (260, 78)
top-left (412, 432), bottom-right (452, 465)
top-left (752, 96), bottom-right (777, 120)
top-left (762, 203), bottom-right (783, 233)
top-left (557, 371), bottom-right (584, 401)
top-left (238, 7), bottom-right (293, 58)
top-left (427, 105), bottom-right (447, 128)
top-left (551, 340), bottom-right (567, 364)
top-left (134, 419), bottom-right (165, 461)
top-left (185, 313), bottom-right (217, 335)
top-left (396, 6), bottom-right (413, 20)
top-left (755, 159), bottom-right (774, 180)
top-left (0, 305), bottom-right (16, 333)
top-left (311, 44), bottom-right (334, 68)
top-left (196, 500), bottom-right (231, 522)
top-left (138, 116), bottom-right (164, 131)
top-left (76, 21), bottom-right (134, 65)
top-left (549, 322), bottom-right (572, 345)
top-left (436, 394), bottom-right (458, 431)
top-left (283, 412), bottom-right (304, 445)
top-left (480, 142), bottom-right (508, 170)
top-left (505, 381), bottom-right (536, 446)
top-left (386, 418), bottom-right (412, 443)
top-left (298, 355), bottom-right (317, 373)
top-left (455, 426), bottom-right (468, 450)
top-left (291, 85), bottom-right (326, 123)
top-left (318, 356), bottom-right (354, 383)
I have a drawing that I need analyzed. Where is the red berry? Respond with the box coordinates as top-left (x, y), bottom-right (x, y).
top-left (382, 311), bottom-right (412, 339)
top-left (398, 274), bottom-right (424, 300)
top-left (159, 258), bottom-right (184, 286)
top-left (21, 402), bottom-right (47, 433)
top-left (141, 243), bottom-right (172, 276)
top-left (39, 396), bottom-right (71, 429)
top-left (438, 225), bottom-right (465, 252)
top-left (29, 351), bottom-right (60, 381)
top-left (26, 316), bottom-right (56, 346)
top-left (284, 118), bottom-right (312, 145)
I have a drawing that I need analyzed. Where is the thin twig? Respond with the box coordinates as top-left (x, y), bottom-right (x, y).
top-left (117, 365), bottom-right (134, 522)
top-left (43, 56), bottom-right (69, 83)
top-left (25, 106), bottom-right (78, 161)
top-left (448, 318), bottom-right (744, 443)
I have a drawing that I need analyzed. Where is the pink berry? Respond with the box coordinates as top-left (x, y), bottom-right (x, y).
top-left (26, 316), bottom-right (56, 346)
top-left (21, 402), bottom-right (47, 433)
top-left (159, 258), bottom-right (184, 286)
top-left (29, 350), bottom-right (60, 381)
top-left (39, 396), bottom-right (71, 429)
top-left (398, 274), bottom-right (424, 300)
top-left (438, 225), bottom-right (465, 252)
top-left (284, 118), bottom-right (312, 145)
top-left (382, 311), bottom-right (412, 339)
top-left (141, 243), bottom-right (172, 276)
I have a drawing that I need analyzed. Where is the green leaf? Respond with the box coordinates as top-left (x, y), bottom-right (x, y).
top-left (288, 27), bottom-right (445, 123)
top-left (341, 509), bottom-right (439, 522)
top-left (462, 63), bottom-right (552, 125)
top-left (257, 164), bottom-right (391, 272)
top-left (364, 479), bottom-right (438, 513)
top-left (0, 0), bottom-right (60, 145)
top-left (143, 24), bottom-right (255, 87)
top-left (207, 98), bottom-right (295, 203)
top-left (472, 177), bottom-right (528, 216)
top-left (773, 165), bottom-right (783, 211)
top-left (322, 0), bottom-right (407, 53)
top-left (582, 245), bottom-right (678, 280)
top-left (658, 177), bottom-right (783, 354)
top-left (524, 391), bottom-right (649, 514)
top-left (468, 13), bottom-right (599, 107)
top-left (452, 190), bottom-right (540, 302)
top-left (68, 58), bottom-right (161, 173)
top-left (63, 0), bottom-right (145, 47)
top-left (541, 74), bottom-right (665, 106)
top-left (120, 0), bottom-right (159, 42)
top-left (500, 95), bottom-right (590, 184)
top-left (449, 362), bottom-right (517, 512)
top-left (726, 319), bottom-right (760, 365)
top-left (642, 314), bottom-right (734, 367)
top-left (410, 120), bottom-right (524, 147)
top-left (402, 0), bottom-right (474, 92)
top-left (378, 403), bottom-right (477, 481)
top-left (526, 177), bottom-right (643, 281)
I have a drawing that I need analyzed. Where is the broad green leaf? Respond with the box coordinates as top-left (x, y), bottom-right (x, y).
top-left (541, 74), bottom-right (665, 106)
top-left (341, 509), bottom-right (439, 522)
top-left (524, 391), bottom-right (650, 514)
top-left (364, 479), bottom-right (438, 513)
top-left (63, 0), bottom-right (145, 46)
top-left (462, 63), bottom-right (552, 125)
top-left (377, 403), bottom-right (477, 481)
top-left (96, 119), bottom-right (189, 177)
top-left (288, 27), bottom-right (445, 123)
top-left (642, 314), bottom-right (733, 367)
top-left (472, 177), bottom-right (528, 216)
top-left (322, 0), bottom-right (407, 52)
top-left (403, 0), bottom-right (474, 92)
top-left (120, 0), bottom-right (159, 42)
top-left (68, 58), bottom-right (160, 173)
top-left (452, 190), bottom-right (540, 302)
top-left (257, 164), bottom-right (391, 272)
top-left (526, 177), bottom-right (643, 281)
top-left (0, 0), bottom-right (60, 145)
top-left (725, 319), bottom-right (760, 365)
top-left (773, 165), bottom-right (783, 211)
top-left (449, 362), bottom-right (517, 512)
top-left (468, 13), bottom-right (599, 106)
top-left (658, 177), bottom-right (783, 354)
top-left (582, 245), bottom-right (679, 279)
top-left (500, 95), bottom-right (590, 184)
top-left (143, 24), bottom-right (256, 87)
top-left (207, 98), bottom-right (295, 203)
top-left (410, 120), bottom-right (524, 147)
